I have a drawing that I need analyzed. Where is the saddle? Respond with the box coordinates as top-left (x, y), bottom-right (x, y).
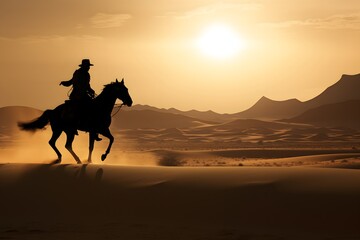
top-left (62, 99), bottom-right (95, 132)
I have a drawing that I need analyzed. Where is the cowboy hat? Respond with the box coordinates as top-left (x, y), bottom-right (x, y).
top-left (79, 59), bottom-right (94, 67)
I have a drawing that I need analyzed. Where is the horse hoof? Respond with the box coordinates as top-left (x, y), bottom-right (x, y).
top-left (51, 159), bottom-right (61, 164)
top-left (76, 160), bottom-right (82, 164)
top-left (101, 154), bottom-right (107, 161)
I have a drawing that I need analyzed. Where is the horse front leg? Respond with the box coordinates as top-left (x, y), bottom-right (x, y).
top-left (100, 128), bottom-right (114, 161)
top-left (88, 132), bottom-right (96, 163)
top-left (65, 131), bottom-right (82, 164)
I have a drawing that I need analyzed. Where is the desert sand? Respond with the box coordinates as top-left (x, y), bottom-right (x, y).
top-left (1, 159), bottom-right (360, 240)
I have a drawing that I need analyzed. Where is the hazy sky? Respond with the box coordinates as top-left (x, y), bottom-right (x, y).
top-left (1, 0), bottom-right (360, 113)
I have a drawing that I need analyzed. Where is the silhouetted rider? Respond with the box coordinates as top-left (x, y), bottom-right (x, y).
top-left (60, 59), bottom-right (101, 141)
top-left (60, 59), bottom-right (95, 101)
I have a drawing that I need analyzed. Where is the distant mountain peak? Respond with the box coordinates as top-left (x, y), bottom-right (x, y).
top-left (257, 96), bottom-right (301, 104)
top-left (336, 73), bottom-right (360, 85)
top-left (258, 96), bottom-right (272, 102)
top-left (235, 95), bottom-right (304, 120)
top-left (305, 73), bottom-right (360, 108)
top-left (253, 96), bottom-right (276, 106)
top-left (340, 73), bottom-right (360, 80)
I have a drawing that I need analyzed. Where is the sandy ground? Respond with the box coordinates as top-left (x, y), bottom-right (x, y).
top-left (1, 161), bottom-right (360, 240)
top-left (148, 149), bottom-right (360, 167)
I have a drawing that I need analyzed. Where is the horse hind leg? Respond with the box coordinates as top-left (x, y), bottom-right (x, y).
top-left (49, 129), bottom-right (62, 164)
top-left (100, 128), bottom-right (114, 161)
top-left (65, 131), bottom-right (82, 164)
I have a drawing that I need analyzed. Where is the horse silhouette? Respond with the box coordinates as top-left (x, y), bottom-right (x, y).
top-left (18, 79), bottom-right (133, 164)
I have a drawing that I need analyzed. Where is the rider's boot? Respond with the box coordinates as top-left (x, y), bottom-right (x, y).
top-left (95, 133), bottom-right (102, 141)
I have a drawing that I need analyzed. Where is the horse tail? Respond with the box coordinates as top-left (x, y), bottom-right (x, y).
top-left (18, 110), bottom-right (52, 132)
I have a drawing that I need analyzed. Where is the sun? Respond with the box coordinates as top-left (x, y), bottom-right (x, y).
top-left (197, 24), bottom-right (245, 59)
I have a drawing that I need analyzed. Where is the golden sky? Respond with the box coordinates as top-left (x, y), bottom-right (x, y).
top-left (1, 0), bottom-right (360, 113)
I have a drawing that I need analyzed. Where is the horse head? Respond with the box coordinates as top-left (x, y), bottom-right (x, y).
top-left (114, 78), bottom-right (133, 107)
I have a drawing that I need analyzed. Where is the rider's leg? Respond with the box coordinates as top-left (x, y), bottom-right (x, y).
top-left (94, 134), bottom-right (102, 141)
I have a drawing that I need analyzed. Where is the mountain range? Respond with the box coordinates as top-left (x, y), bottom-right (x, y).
top-left (236, 73), bottom-right (360, 119)
top-left (125, 73), bottom-right (360, 121)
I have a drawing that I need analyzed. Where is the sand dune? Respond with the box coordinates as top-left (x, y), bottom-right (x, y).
top-left (0, 163), bottom-right (359, 240)
top-left (112, 109), bottom-right (215, 129)
top-left (0, 106), bottom-right (43, 136)
top-left (150, 149), bottom-right (360, 168)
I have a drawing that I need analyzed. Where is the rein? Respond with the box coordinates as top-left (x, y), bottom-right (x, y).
top-left (111, 103), bottom-right (124, 117)
top-left (67, 87), bottom-right (73, 97)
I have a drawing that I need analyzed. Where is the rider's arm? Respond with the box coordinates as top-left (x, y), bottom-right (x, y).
top-left (60, 70), bottom-right (78, 87)
top-left (59, 79), bottom-right (73, 87)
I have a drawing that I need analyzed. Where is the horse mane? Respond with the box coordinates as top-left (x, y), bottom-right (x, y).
top-left (98, 82), bottom-right (117, 95)
top-left (95, 81), bottom-right (120, 100)
top-left (102, 82), bottom-right (117, 91)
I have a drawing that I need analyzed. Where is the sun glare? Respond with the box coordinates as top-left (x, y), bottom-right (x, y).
top-left (197, 24), bottom-right (245, 59)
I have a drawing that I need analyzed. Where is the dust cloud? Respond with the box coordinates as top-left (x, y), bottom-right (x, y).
top-left (0, 128), bottom-right (161, 166)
